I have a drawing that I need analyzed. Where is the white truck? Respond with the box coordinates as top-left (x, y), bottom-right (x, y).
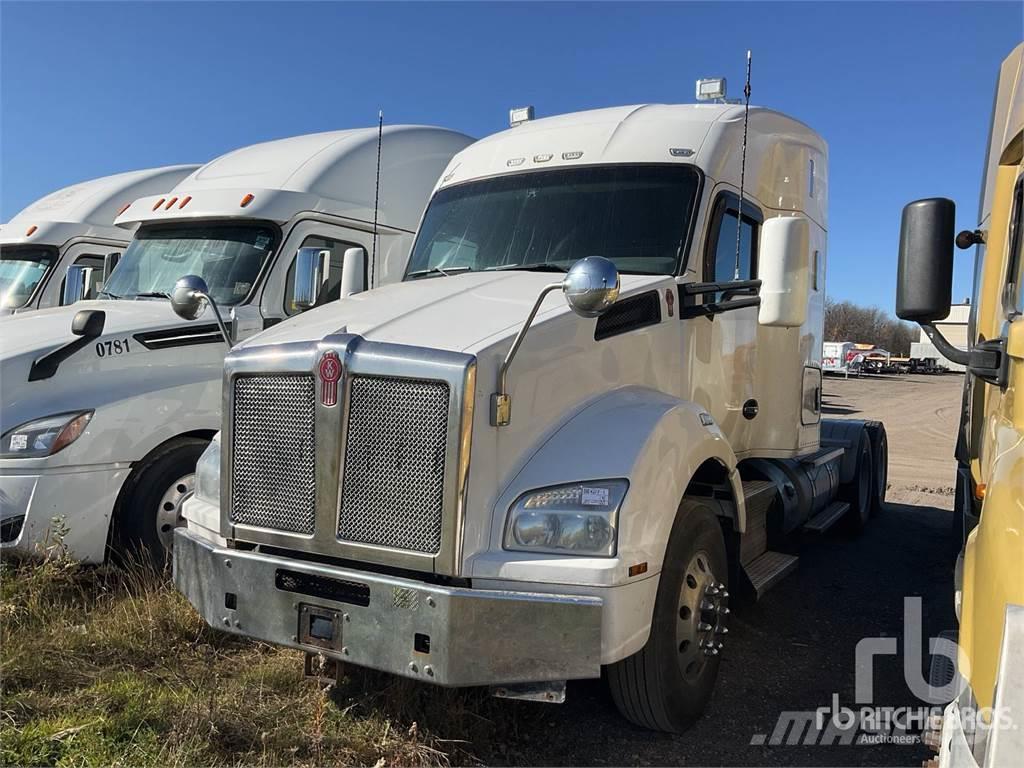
top-left (0, 166), bottom-right (199, 314)
top-left (173, 96), bottom-right (887, 732)
top-left (0, 125), bottom-right (473, 562)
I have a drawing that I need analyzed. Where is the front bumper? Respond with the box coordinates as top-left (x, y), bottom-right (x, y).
top-left (0, 464), bottom-right (128, 562)
top-left (174, 527), bottom-right (603, 687)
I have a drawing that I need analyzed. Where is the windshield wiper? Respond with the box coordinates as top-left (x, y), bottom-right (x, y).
top-left (486, 262), bottom-right (568, 273)
top-left (133, 291), bottom-right (171, 299)
top-left (406, 265), bottom-right (473, 279)
top-left (98, 289), bottom-right (121, 299)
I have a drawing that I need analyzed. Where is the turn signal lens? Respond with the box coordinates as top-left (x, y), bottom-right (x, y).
top-left (975, 483), bottom-right (987, 500)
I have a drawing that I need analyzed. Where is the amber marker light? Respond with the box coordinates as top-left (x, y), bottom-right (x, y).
top-left (628, 562), bottom-right (649, 577)
top-left (178, 195), bottom-right (192, 209)
top-left (117, 202), bottom-right (131, 216)
top-left (152, 198), bottom-right (166, 211)
top-left (25, 225), bottom-right (37, 237)
top-left (240, 193), bottom-right (254, 207)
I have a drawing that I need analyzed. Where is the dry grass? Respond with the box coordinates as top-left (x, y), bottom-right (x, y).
top-left (0, 547), bottom-right (543, 767)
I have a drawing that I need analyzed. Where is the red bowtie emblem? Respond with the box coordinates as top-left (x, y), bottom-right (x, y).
top-left (319, 351), bottom-right (341, 406)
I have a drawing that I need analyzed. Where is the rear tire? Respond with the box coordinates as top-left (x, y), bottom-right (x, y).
top-left (607, 499), bottom-right (728, 732)
top-left (841, 433), bottom-right (873, 532)
top-left (864, 421), bottom-right (888, 515)
top-left (112, 437), bottom-right (208, 567)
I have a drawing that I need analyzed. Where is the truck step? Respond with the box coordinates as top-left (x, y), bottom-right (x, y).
top-left (739, 479), bottom-right (778, 565)
top-left (803, 501), bottom-right (850, 533)
top-left (742, 550), bottom-right (799, 600)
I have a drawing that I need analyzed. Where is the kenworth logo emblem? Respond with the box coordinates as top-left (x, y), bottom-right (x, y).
top-left (319, 351), bottom-right (341, 406)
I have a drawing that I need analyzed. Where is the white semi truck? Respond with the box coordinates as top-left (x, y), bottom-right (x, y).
top-left (0, 166), bottom-right (200, 314)
top-left (173, 97), bottom-right (887, 731)
top-left (0, 125), bottom-right (473, 562)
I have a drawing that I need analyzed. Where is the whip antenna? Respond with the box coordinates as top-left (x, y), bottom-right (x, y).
top-left (371, 110), bottom-right (383, 288)
top-left (734, 50), bottom-right (752, 280)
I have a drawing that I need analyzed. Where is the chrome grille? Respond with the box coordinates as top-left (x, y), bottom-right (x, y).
top-left (231, 375), bottom-right (316, 534)
top-left (338, 376), bottom-right (449, 553)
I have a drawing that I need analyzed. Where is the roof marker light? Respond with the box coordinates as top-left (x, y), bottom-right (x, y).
top-left (509, 106), bottom-right (535, 127)
top-left (696, 77), bottom-right (727, 101)
top-left (178, 195), bottom-right (192, 209)
top-left (117, 202), bottom-right (132, 216)
top-left (534, 153), bottom-right (553, 163)
top-left (562, 151), bottom-right (584, 160)
top-left (25, 225), bottom-right (37, 237)
top-left (507, 158), bottom-right (525, 167)
top-left (152, 198), bottom-right (166, 211)
top-left (164, 196), bottom-right (178, 210)
top-left (240, 193), bottom-right (254, 208)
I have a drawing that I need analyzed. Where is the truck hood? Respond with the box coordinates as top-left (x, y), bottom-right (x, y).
top-left (240, 271), bottom-right (667, 354)
top-left (0, 299), bottom-right (209, 358)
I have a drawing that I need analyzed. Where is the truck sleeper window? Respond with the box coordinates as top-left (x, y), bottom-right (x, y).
top-left (104, 222), bottom-right (278, 306)
top-left (407, 165), bottom-right (701, 277)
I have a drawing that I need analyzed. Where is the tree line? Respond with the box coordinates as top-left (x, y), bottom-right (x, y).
top-left (823, 298), bottom-right (917, 355)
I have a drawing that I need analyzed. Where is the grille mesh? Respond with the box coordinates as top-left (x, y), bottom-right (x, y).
top-left (231, 375), bottom-right (316, 534)
top-left (338, 376), bottom-right (449, 553)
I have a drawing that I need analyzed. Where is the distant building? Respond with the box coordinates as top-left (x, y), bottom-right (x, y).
top-left (909, 302), bottom-right (970, 372)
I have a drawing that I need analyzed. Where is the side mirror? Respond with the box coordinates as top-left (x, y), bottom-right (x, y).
top-left (170, 275), bottom-right (231, 345)
top-left (102, 252), bottom-right (120, 283)
top-left (896, 198), bottom-right (955, 323)
top-left (758, 216), bottom-right (810, 328)
top-left (62, 264), bottom-right (93, 305)
top-left (562, 256), bottom-right (620, 317)
top-left (339, 247), bottom-right (367, 299)
top-left (292, 247), bottom-right (329, 310)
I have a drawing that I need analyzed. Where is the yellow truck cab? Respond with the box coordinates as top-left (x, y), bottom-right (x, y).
top-left (896, 42), bottom-right (1024, 767)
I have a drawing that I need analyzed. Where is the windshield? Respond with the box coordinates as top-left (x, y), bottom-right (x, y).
top-left (103, 222), bottom-right (278, 305)
top-left (406, 165), bottom-right (701, 278)
top-left (0, 245), bottom-right (58, 309)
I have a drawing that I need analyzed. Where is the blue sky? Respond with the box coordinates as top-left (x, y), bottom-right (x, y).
top-left (2, 2), bottom-right (1021, 309)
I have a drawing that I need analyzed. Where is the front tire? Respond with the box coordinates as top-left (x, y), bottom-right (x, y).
top-left (113, 437), bottom-right (208, 567)
top-left (607, 499), bottom-right (729, 733)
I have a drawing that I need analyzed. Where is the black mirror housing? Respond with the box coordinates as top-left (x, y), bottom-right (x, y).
top-left (71, 309), bottom-right (105, 338)
top-left (896, 198), bottom-right (955, 323)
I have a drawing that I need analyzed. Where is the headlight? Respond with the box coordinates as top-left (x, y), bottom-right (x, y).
top-left (194, 435), bottom-right (221, 504)
top-left (0, 411), bottom-right (93, 458)
top-left (503, 479), bottom-right (628, 557)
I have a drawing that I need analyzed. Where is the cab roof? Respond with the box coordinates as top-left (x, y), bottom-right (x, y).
top-left (437, 103), bottom-right (828, 229)
top-left (0, 165), bottom-right (199, 247)
top-left (116, 126), bottom-right (475, 233)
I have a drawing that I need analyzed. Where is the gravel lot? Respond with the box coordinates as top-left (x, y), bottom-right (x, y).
top-left (484, 374), bottom-right (965, 767)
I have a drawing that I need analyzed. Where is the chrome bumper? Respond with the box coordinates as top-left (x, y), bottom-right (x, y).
top-left (174, 528), bottom-right (603, 686)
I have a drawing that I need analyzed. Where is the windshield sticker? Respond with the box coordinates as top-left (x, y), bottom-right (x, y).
top-left (233, 282), bottom-right (251, 296)
top-left (581, 486), bottom-right (610, 506)
top-left (254, 235), bottom-right (270, 250)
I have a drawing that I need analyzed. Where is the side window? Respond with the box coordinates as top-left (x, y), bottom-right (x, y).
top-left (703, 194), bottom-right (762, 291)
top-left (59, 254), bottom-right (105, 300)
top-left (1007, 175), bottom-right (1023, 315)
top-left (283, 235), bottom-right (363, 315)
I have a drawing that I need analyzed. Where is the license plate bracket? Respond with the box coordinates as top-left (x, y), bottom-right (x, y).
top-left (298, 603), bottom-right (343, 651)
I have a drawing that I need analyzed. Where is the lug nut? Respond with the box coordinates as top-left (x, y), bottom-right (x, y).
top-left (342, 646), bottom-right (349, 656)
top-left (720, 626), bottom-right (729, 634)
top-left (424, 665), bottom-right (434, 677)
top-left (408, 662), bottom-right (418, 673)
top-left (698, 622), bottom-right (712, 631)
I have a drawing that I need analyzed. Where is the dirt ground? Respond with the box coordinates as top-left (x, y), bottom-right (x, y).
top-left (479, 373), bottom-right (966, 767)
top-left (822, 373), bottom-right (962, 510)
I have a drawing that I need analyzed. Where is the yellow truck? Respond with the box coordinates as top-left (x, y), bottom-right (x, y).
top-left (896, 42), bottom-right (1023, 767)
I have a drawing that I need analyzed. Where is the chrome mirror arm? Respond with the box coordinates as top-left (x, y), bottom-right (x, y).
top-left (491, 282), bottom-right (562, 427)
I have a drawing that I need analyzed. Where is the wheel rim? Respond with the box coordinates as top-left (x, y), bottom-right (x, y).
top-left (156, 473), bottom-right (194, 552)
top-left (675, 548), bottom-right (729, 679)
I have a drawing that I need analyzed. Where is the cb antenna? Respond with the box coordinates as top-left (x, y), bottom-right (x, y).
top-left (371, 110), bottom-right (383, 289)
top-left (734, 50), bottom-right (752, 280)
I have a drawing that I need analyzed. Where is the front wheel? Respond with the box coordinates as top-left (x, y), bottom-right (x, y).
top-left (113, 437), bottom-right (208, 567)
top-left (607, 499), bottom-right (729, 733)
